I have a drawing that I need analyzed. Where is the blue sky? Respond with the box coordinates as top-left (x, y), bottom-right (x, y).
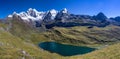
top-left (0, 0), bottom-right (120, 18)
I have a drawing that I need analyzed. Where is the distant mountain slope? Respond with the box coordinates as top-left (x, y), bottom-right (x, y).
top-left (43, 25), bottom-right (120, 44)
top-left (2, 16), bottom-right (120, 45)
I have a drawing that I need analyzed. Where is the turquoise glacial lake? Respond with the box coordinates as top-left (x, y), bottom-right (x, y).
top-left (39, 42), bottom-right (96, 56)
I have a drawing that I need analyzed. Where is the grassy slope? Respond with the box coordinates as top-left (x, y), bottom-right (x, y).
top-left (0, 20), bottom-right (60, 59)
top-left (68, 43), bottom-right (120, 59)
top-left (1, 30), bottom-right (119, 59)
top-left (1, 18), bottom-right (120, 59)
top-left (0, 23), bottom-right (63, 59)
top-left (44, 25), bottom-right (120, 46)
top-left (8, 17), bottom-right (50, 44)
top-left (0, 30), bottom-right (39, 59)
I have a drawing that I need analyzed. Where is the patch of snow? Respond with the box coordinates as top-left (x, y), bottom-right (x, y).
top-left (8, 15), bottom-right (13, 17)
top-left (50, 9), bottom-right (58, 19)
top-left (62, 8), bottom-right (68, 13)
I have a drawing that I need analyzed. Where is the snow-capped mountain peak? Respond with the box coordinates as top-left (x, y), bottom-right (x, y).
top-left (49, 9), bottom-right (58, 19)
top-left (7, 8), bottom-right (69, 22)
top-left (19, 12), bottom-right (28, 17)
top-left (13, 12), bottom-right (19, 15)
top-left (17, 8), bottom-right (46, 21)
top-left (27, 8), bottom-right (38, 17)
top-left (50, 9), bottom-right (58, 14)
top-left (62, 8), bottom-right (68, 13)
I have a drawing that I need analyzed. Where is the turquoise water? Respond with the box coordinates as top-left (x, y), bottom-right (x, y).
top-left (39, 42), bottom-right (96, 56)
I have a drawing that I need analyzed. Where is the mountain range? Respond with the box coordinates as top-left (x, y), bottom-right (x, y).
top-left (6, 8), bottom-right (120, 29)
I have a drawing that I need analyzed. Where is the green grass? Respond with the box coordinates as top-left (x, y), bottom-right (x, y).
top-left (0, 19), bottom-right (120, 59)
top-left (0, 19), bottom-right (64, 59)
top-left (67, 43), bottom-right (120, 59)
top-left (43, 25), bottom-right (120, 46)
top-left (0, 28), bottom-right (63, 59)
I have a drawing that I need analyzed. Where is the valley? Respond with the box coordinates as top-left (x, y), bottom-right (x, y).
top-left (0, 8), bottom-right (120, 59)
